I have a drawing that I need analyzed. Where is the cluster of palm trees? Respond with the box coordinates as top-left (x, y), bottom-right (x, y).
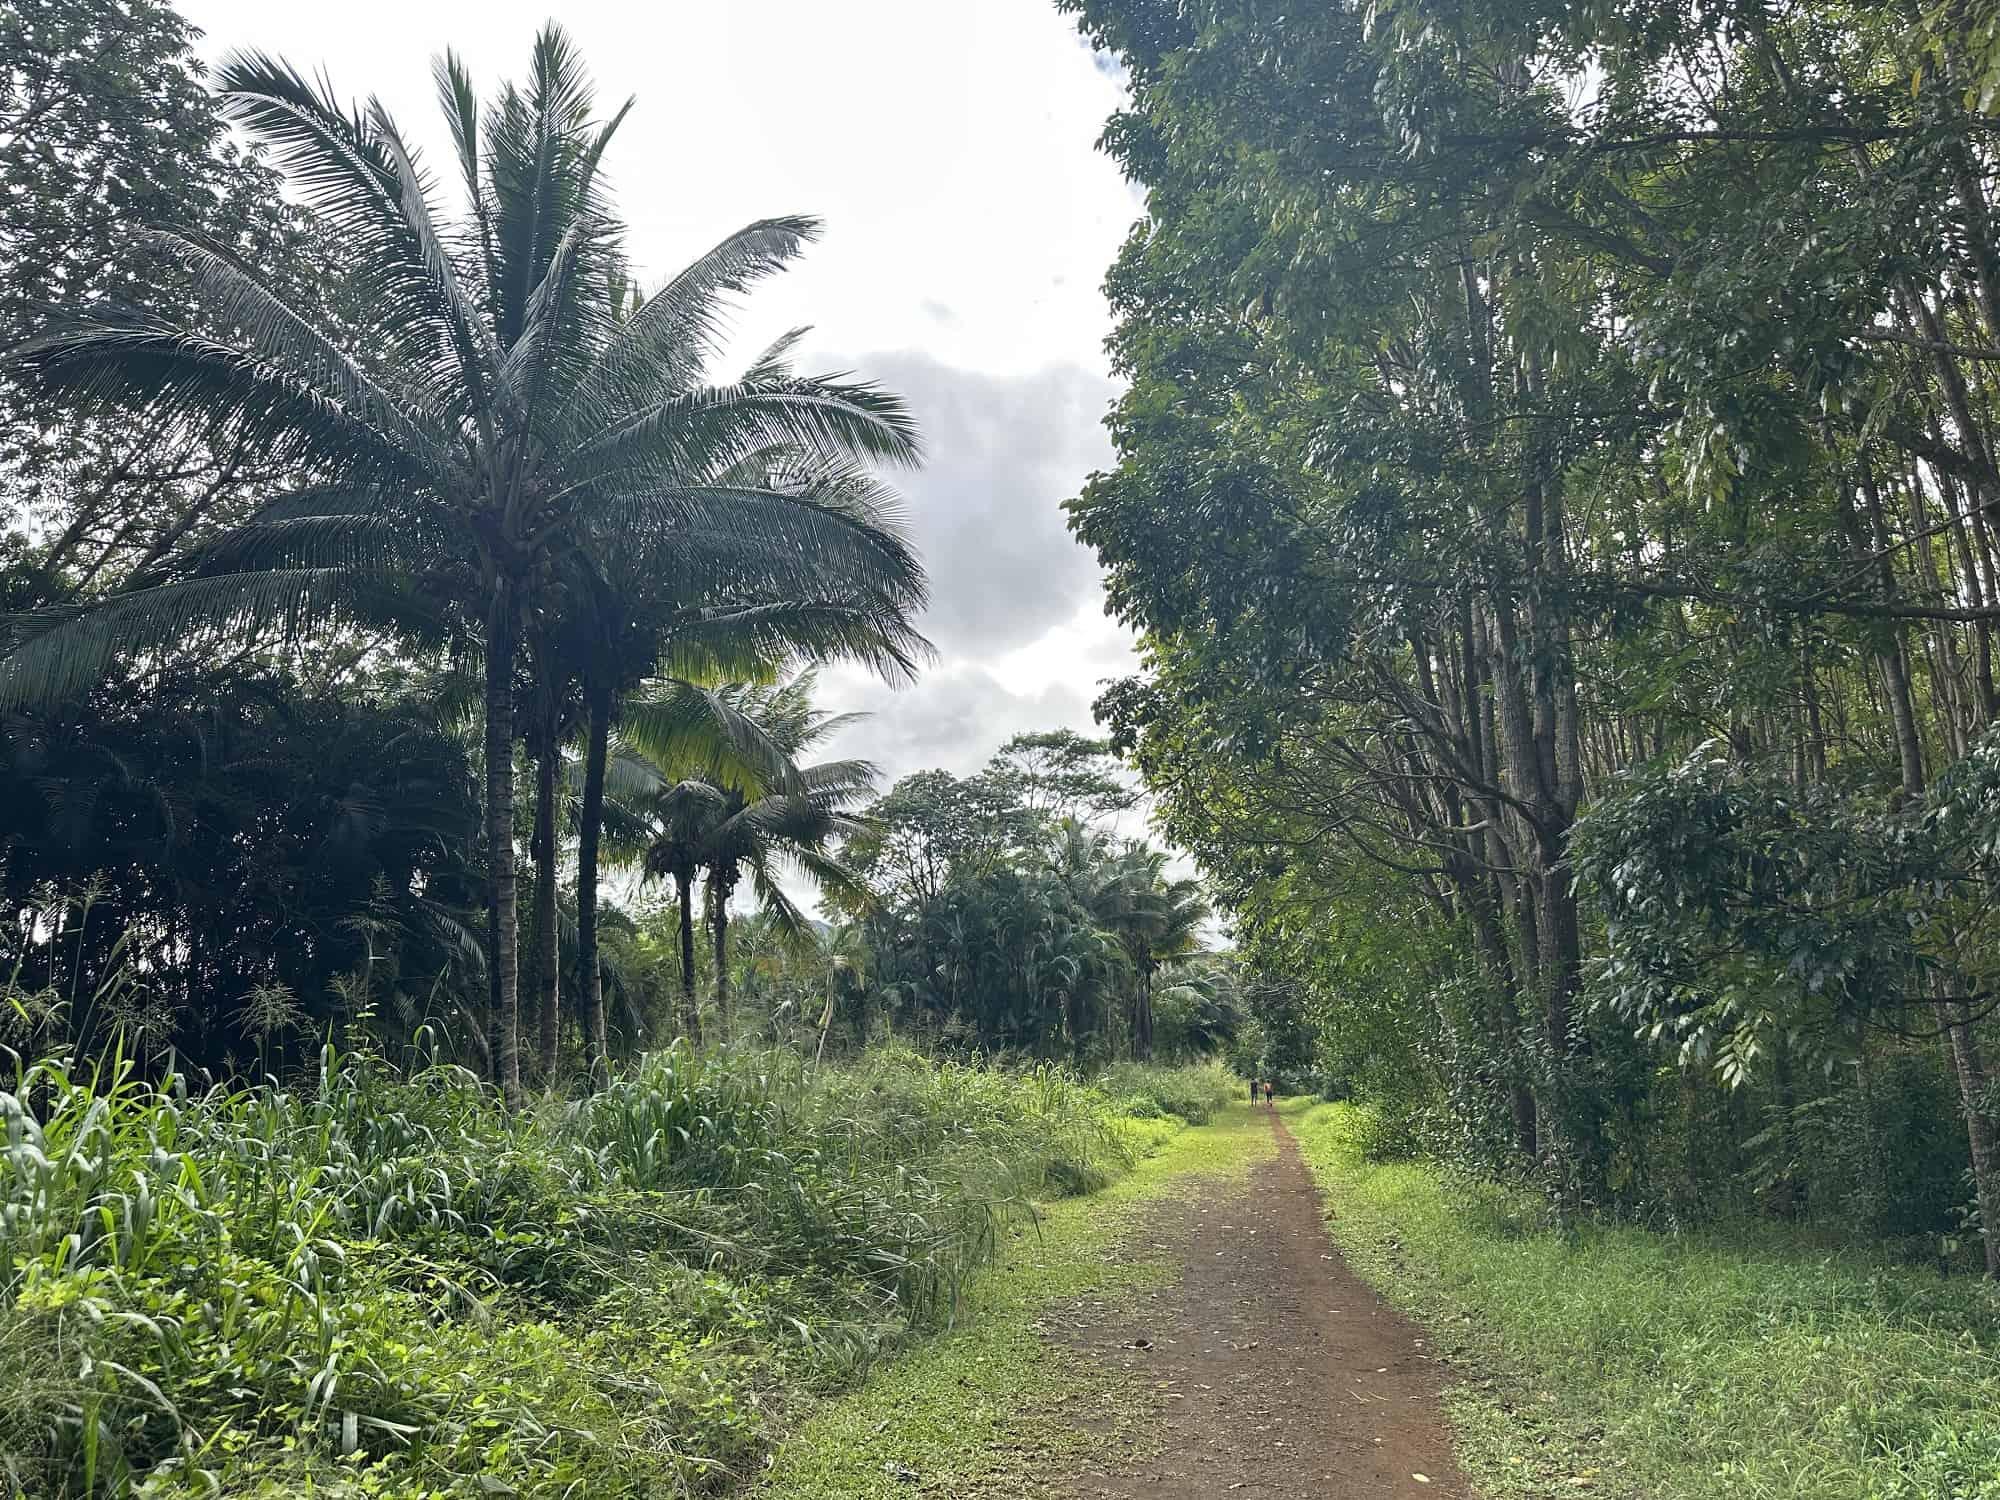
top-left (860, 792), bottom-right (1213, 1061)
top-left (1054, 828), bottom-right (1208, 1059)
top-left (613, 674), bottom-right (874, 1044)
top-left (1, 28), bottom-right (930, 1098)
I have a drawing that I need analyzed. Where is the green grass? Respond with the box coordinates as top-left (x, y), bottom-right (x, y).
top-left (1287, 1100), bottom-right (2000, 1500)
top-left (1093, 1060), bottom-right (1243, 1126)
top-left (0, 1043), bottom-right (1150, 1498)
top-left (753, 1104), bottom-right (1271, 1499)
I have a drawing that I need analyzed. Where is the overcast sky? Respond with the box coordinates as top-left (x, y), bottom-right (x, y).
top-left (183, 0), bottom-right (1145, 794)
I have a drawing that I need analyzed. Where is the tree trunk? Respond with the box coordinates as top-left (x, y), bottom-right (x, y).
top-left (484, 584), bottom-right (522, 1106)
top-left (1135, 966), bottom-right (1154, 1062)
top-left (711, 871), bottom-right (732, 1041)
top-left (1770, 1029), bottom-right (1801, 1219)
top-left (1464, 866), bottom-right (1538, 1159)
top-left (575, 673), bottom-right (612, 1086)
top-left (1858, 459), bottom-right (1928, 799)
top-left (675, 870), bottom-right (702, 1044)
top-left (531, 720), bottom-right (561, 1083)
top-left (1942, 999), bottom-right (2000, 1278)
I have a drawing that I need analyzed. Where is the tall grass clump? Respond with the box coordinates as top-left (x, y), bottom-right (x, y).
top-left (0, 1038), bottom-right (1142, 1497)
top-left (1096, 1060), bottom-right (1242, 1126)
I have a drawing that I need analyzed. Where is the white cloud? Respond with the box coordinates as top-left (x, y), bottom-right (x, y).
top-left (805, 351), bottom-right (1119, 658)
top-left (181, 0), bottom-right (1142, 377)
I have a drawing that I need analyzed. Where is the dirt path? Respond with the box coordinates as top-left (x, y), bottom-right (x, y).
top-left (1044, 1107), bottom-right (1472, 1498)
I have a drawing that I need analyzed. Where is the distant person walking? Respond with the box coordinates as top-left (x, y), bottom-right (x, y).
top-left (1249, 1077), bottom-right (1259, 1105)
top-left (1263, 1079), bottom-right (1275, 1107)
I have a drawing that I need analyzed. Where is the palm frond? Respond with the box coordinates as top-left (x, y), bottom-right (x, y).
top-left (784, 843), bottom-right (876, 915)
top-left (483, 24), bottom-right (619, 351)
top-left (563, 216), bottom-right (823, 425)
top-left (745, 857), bottom-right (816, 945)
top-left (799, 757), bottom-right (879, 801)
top-left (365, 99), bottom-right (506, 411)
top-left (0, 570), bottom-right (363, 707)
top-left (570, 375), bottom-right (923, 481)
top-left (663, 600), bottom-right (932, 686)
top-left (432, 49), bottom-right (498, 298)
top-left (6, 319), bottom-right (437, 491)
top-left (178, 511), bottom-right (449, 579)
top-left (213, 51), bottom-right (477, 385)
top-left (741, 325), bottom-right (811, 384)
top-left (618, 679), bottom-right (799, 796)
top-left (497, 217), bottom-right (599, 442)
top-left (582, 477), bottom-right (927, 616)
top-left (141, 227), bottom-right (451, 467)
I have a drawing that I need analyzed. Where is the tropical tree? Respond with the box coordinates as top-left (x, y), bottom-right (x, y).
top-left (815, 917), bottom-right (871, 1063)
top-left (1095, 846), bottom-right (1207, 1062)
top-left (1, 0), bottom-right (323, 607)
top-left (558, 452), bottom-right (926, 1075)
top-left (634, 770), bottom-right (725, 1044)
top-left (3, 28), bottom-right (922, 1099)
top-left (842, 746), bottom-right (1215, 1062)
top-left (632, 675), bottom-right (876, 1040)
top-left (1154, 955), bottom-right (1244, 1062)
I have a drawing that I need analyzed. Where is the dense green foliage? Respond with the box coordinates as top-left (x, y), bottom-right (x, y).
top-left (0, 1042), bottom-right (1231, 1496)
top-left (1063, 0), bottom-right (2000, 1271)
top-left (1, 0), bottom-right (326, 601)
top-left (1294, 1101), bottom-right (2000, 1500)
top-left (834, 733), bottom-right (1223, 1065)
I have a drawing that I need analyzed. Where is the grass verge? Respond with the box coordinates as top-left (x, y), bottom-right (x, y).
top-left (1287, 1100), bottom-right (2000, 1500)
top-left (1, 1045), bottom-right (1246, 1497)
top-left (751, 1104), bottom-right (1270, 1499)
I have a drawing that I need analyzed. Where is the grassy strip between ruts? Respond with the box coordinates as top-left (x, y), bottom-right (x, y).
top-left (1286, 1099), bottom-right (2000, 1500)
top-left (748, 1104), bottom-right (1273, 1499)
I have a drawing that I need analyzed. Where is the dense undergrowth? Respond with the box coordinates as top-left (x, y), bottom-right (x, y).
top-left (1291, 1101), bottom-right (2000, 1500)
top-left (1093, 1060), bottom-right (1239, 1127)
top-left (0, 1043), bottom-right (1228, 1498)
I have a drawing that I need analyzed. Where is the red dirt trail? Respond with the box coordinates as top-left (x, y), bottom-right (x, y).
top-left (1042, 1108), bottom-right (1473, 1499)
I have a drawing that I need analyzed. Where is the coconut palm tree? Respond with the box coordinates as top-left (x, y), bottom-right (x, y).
top-left (3, 29), bottom-right (922, 1100)
top-left (560, 451), bottom-right (926, 1075)
top-left (633, 771), bottom-right (725, 1044)
top-left (814, 918), bottom-right (871, 1066)
top-left (635, 675), bottom-right (875, 1040)
top-left (1097, 847), bottom-right (1208, 1061)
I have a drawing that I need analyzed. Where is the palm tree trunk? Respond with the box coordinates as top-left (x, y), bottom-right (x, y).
top-left (675, 871), bottom-right (701, 1044)
top-left (575, 672), bottom-right (612, 1086)
top-left (531, 719), bottom-right (561, 1083)
top-left (1136, 966), bottom-right (1154, 1062)
top-left (711, 871), bottom-right (732, 1041)
top-left (484, 584), bottom-right (522, 1106)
